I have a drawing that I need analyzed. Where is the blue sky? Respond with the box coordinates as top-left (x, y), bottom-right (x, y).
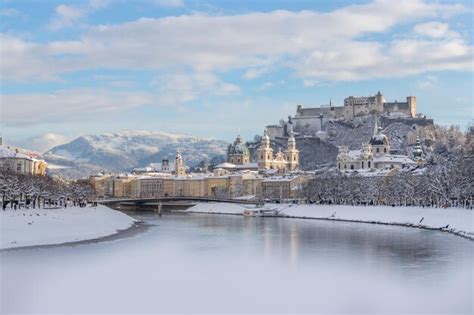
top-left (1, 0), bottom-right (472, 151)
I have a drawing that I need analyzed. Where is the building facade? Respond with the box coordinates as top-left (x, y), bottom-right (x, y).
top-left (227, 134), bottom-right (250, 165)
top-left (0, 145), bottom-right (47, 176)
top-left (257, 129), bottom-right (299, 172)
top-left (336, 125), bottom-right (419, 171)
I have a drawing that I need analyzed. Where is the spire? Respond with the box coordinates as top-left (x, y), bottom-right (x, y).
top-left (373, 120), bottom-right (379, 137)
top-left (329, 98), bottom-right (332, 106)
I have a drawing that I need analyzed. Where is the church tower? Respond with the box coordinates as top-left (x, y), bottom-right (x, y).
top-left (284, 132), bottom-right (299, 171)
top-left (370, 121), bottom-right (390, 156)
top-left (412, 137), bottom-right (424, 164)
top-left (257, 129), bottom-right (273, 170)
top-left (175, 151), bottom-right (186, 177)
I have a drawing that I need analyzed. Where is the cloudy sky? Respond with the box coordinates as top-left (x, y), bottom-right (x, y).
top-left (1, 0), bottom-right (472, 151)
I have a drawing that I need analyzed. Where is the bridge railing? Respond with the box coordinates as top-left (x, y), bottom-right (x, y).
top-left (98, 196), bottom-right (259, 205)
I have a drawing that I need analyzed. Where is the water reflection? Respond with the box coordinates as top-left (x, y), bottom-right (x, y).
top-left (144, 213), bottom-right (471, 277)
top-left (2, 211), bottom-right (472, 314)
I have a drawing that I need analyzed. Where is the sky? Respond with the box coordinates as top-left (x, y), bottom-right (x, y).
top-left (0, 0), bottom-right (473, 152)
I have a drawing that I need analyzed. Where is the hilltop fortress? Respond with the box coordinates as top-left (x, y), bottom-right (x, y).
top-left (267, 91), bottom-right (433, 139)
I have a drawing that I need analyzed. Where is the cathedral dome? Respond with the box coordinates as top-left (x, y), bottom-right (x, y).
top-left (228, 134), bottom-right (250, 155)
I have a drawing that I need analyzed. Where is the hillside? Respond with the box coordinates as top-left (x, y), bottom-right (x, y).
top-left (44, 130), bottom-right (228, 178)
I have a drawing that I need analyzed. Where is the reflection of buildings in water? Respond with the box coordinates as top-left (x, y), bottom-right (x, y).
top-left (263, 223), bottom-right (273, 261)
top-left (187, 214), bottom-right (456, 277)
top-left (289, 223), bottom-right (299, 268)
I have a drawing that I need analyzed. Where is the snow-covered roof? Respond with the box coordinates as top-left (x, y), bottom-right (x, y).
top-left (373, 155), bottom-right (415, 164)
top-left (215, 162), bottom-right (237, 168)
top-left (0, 146), bottom-right (32, 160)
top-left (235, 163), bottom-right (258, 169)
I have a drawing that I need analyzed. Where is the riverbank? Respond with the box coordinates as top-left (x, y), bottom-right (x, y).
top-left (0, 205), bottom-right (138, 250)
top-left (186, 203), bottom-right (474, 240)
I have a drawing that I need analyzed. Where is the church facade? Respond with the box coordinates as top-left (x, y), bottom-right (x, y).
top-left (257, 129), bottom-right (299, 172)
top-left (336, 125), bottom-right (423, 171)
top-left (227, 134), bottom-right (250, 165)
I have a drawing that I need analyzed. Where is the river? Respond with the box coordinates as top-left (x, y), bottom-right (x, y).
top-left (1, 212), bottom-right (472, 313)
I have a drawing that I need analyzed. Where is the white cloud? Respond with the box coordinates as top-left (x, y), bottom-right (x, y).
top-left (154, 0), bottom-right (185, 8)
top-left (2, 0), bottom-right (472, 83)
top-left (1, 89), bottom-right (154, 124)
top-left (0, 72), bottom-right (239, 124)
top-left (19, 133), bottom-right (72, 152)
top-left (414, 22), bottom-right (453, 38)
top-left (49, 4), bottom-right (85, 30)
top-left (151, 71), bottom-right (240, 105)
top-left (48, 0), bottom-right (110, 30)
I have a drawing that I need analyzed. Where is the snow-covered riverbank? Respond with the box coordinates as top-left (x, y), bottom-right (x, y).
top-left (0, 205), bottom-right (137, 250)
top-left (186, 203), bottom-right (474, 240)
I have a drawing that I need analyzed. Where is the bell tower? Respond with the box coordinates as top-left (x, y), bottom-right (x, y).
top-left (285, 131), bottom-right (299, 171)
top-left (175, 151), bottom-right (186, 177)
top-left (257, 129), bottom-right (273, 170)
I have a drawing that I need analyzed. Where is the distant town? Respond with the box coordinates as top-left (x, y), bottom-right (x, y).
top-left (1, 91), bottom-right (472, 208)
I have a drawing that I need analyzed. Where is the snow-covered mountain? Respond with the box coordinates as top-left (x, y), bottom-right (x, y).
top-left (44, 130), bottom-right (228, 178)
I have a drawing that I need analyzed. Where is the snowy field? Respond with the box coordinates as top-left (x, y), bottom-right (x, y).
top-left (0, 205), bottom-right (137, 250)
top-left (187, 203), bottom-right (474, 239)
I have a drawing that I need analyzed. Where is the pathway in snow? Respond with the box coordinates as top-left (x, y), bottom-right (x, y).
top-left (187, 203), bottom-right (474, 240)
top-left (0, 205), bottom-right (137, 250)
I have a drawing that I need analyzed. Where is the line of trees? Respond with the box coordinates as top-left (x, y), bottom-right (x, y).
top-left (302, 155), bottom-right (473, 208)
top-left (0, 167), bottom-right (94, 210)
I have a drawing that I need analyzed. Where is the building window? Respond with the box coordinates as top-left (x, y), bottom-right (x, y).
top-left (293, 156), bottom-right (296, 161)
top-left (368, 161), bottom-right (371, 168)
top-left (261, 155), bottom-right (263, 159)
top-left (384, 148), bottom-right (387, 153)
top-left (338, 163), bottom-right (340, 169)
top-left (376, 148), bottom-right (379, 153)
top-left (350, 165), bottom-right (354, 170)
top-left (17, 164), bottom-right (22, 172)
top-left (362, 161), bottom-right (364, 168)
top-left (344, 164), bottom-right (346, 169)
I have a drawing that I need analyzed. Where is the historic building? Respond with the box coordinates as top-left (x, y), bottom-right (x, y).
top-left (227, 134), bottom-right (250, 165)
top-left (0, 144), bottom-right (47, 176)
top-left (336, 124), bottom-right (420, 171)
top-left (266, 91), bottom-right (428, 140)
top-left (174, 151), bottom-right (186, 177)
top-left (257, 129), bottom-right (299, 172)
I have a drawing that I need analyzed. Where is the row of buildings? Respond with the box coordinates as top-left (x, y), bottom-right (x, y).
top-left (91, 131), bottom-right (309, 200)
top-left (0, 138), bottom-right (47, 176)
top-left (91, 170), bottom-right (310, 201)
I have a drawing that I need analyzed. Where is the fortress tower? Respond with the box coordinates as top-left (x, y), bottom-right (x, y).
top-left (406, 96), bottom-right (416, 118)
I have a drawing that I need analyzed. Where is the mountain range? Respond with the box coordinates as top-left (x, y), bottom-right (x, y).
top-left (44, 130), bottom-right (228, 178)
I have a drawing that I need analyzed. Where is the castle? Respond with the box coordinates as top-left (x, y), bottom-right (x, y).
top-left (295, 91), bottom-right (415, 122)
top-left (266, 91), bottom-right (432, 139)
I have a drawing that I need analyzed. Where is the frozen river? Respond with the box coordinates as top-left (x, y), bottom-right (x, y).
top-left (1, 212), bottom-right (473, 313)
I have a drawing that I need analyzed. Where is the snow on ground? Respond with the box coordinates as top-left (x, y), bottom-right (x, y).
top-left (187, 203), bottom-right (474, 239)
top-left (0, 205), bottom-right (137, 250)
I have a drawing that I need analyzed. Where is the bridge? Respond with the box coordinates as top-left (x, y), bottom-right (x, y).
top-left (98, 196), bottom-right (259, 212)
